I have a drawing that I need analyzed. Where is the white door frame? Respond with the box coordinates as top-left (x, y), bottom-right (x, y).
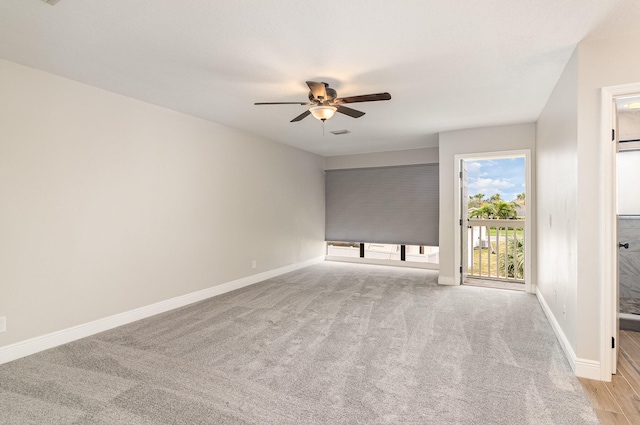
top-left (600, 82), bottom-right (640, 381)
top-left (453, 149), bottom-right (534, 293)
top-left (460, 160), bottom-right (469, 284)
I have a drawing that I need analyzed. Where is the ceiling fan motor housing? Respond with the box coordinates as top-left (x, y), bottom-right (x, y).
top-left (326, 88), bottom-right (337, 102)
top-left (309, 87), bottom-right (337, 103)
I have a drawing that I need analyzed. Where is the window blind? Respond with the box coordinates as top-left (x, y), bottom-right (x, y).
top-left (325, 163), bottom-right (439, 246)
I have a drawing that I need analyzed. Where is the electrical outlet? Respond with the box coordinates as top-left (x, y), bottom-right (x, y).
top-left (562, 305), bottom-right (566, 318)
top-left (252, 260), bottom-right (257, 269)
top-left (0, 316), bottom-right (6, 333)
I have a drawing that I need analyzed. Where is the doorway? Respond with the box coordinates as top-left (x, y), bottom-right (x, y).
top-left (616, 95), bottom-right (640, 332)
top-left (601, 83), bottom-right (640, 380)
top-left (454, 150), bottom-right (533, 293)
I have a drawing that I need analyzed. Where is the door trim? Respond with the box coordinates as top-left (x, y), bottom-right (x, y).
top-left (460, 159), bottom-right (469, 284)
top-left (601, 83), bottom-right (640, 381)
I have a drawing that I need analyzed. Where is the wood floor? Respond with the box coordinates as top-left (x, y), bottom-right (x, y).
top-left (580, 330), bottom-right (640, 424)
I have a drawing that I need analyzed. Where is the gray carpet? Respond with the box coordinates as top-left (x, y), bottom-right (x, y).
top-left (0, 262), bottom-right (598, 424)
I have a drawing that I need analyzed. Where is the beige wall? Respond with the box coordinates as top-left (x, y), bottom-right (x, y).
top-left (536, 48), bottom-right (579, 354)
top-left (575, 34), bottom-right (640, 361)
top-left (536, 32), bottom-right (640, 370)
top-left (0, 59), bottom-right (326, 348)
top-left (325, 147), bottom-right (439, 170)
top-left (438, 123), bottom-right (536, 285)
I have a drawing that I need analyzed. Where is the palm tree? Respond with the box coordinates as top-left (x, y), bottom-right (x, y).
top-left (468, 193), bottom-right (485, 208)
top-left (489, 193), bottom-right (503, 203)
top-left (492, 200), bottom-right (518, 219)
top-left (470, 201), bottom-right (518, 219)
top-left (469, 203), bottom-right (495, 218)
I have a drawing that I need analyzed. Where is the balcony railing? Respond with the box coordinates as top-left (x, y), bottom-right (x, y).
top-left (467, 219), bottom-right (525, 282)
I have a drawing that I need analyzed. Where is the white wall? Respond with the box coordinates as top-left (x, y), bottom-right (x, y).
top-left (0, 59), bottom-right (326, 349)
top-left (536, 48), bottom-right (579, 357)
top-left (325, 147), bottom-right (439, 170)
top-left (574, 34), bottom-right (640, 363)
top-left (438, 123), bottom-right (536, 285)
top-left (617, 151), bottom-right (640, 214)
top-left (536, 32), bottom-right (640, 377)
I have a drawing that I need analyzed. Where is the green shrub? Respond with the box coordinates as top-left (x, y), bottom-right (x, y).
top-left (498, 236), bottom-right (524, 279)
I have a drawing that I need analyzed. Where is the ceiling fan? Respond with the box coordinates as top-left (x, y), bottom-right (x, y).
top-left (255, 81), bottom-right (391, 122)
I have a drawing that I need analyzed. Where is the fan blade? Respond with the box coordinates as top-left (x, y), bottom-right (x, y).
top-left (335, 92), bottom-right (391, 104)
top-left (290, 110), bottom-right (311, 122)
top-left (254, 101), bottom-right (309, 105)
top-left (336, 105), bottom-right (365, 118)
top-left (306, 81), bottom-right (328, 102)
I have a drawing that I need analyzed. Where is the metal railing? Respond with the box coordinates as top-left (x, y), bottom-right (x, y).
top-left (467, 219), bottom-right (525, 282)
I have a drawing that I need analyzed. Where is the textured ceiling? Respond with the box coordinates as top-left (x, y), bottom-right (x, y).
top-left (1, 0), bottom-right (639, 156)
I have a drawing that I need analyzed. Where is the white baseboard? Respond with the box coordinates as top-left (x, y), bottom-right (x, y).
top-left (536, 290), bottom-right (577, 371)
top-left (575, 358), bottom-right (602, 380)
top-left (536, 290), bottom-right (602, 379)
top-left (437, 276), bottom-right (457, 285)
top-left (0, 256), bottom-right (325, 365)
top-left (620, 312), bottom-right (640, 321)
top-left (325, 256), bottom-right (439, 270)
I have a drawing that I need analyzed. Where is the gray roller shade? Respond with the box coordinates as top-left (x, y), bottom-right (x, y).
top-left (325, 164), bottom-right (439, 246)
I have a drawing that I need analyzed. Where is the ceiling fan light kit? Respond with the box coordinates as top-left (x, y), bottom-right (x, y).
top-left (309, 105), bottom-right (337, 121)
top-left (255, 81), bottom-right (391, 123)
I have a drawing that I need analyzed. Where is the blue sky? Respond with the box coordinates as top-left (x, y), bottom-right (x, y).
top-left (465, 157), bottom-right (525, 202)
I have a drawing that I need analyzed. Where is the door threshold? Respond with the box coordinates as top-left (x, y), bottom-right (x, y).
top-left (463, 278), bottom-right (525, 292)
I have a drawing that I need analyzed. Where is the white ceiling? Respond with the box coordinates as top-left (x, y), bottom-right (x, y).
top-left (1, 0), bottom-right (639, 156)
